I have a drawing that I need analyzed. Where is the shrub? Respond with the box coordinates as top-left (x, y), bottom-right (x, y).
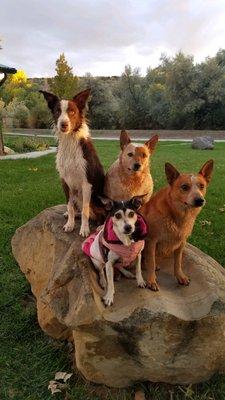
top-left (6, 137), bottom-right (50, 153)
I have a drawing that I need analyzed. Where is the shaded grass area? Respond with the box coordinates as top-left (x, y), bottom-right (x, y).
top-left (0, 140), bottom-right (225, 400)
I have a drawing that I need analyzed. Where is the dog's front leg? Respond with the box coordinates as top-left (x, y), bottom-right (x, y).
top-left (103, 251), bottom-right (118, 306)
top-left (144, 239), bottom-right (159, 291)
top-left (174, 242), bottom-right (190, 286)
top-left (80, 182), bottom-right (92, 237)
top-left (135, 253), bottom-right (146, 288)
top-left (63, 193), bottom-right (75, 232)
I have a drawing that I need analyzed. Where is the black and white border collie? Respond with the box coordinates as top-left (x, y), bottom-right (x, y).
top-left (40, 89), bottom-right (105, 237)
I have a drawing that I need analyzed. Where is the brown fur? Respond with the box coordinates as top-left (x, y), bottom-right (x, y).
top-left (40, 89), bottom-right (89, 132)
top-left (141, 160), bottom-right (214, 291)
top-left (40, 88), bottom-right (105, 235)
top-left (104, 130), bottom-right (158, 202)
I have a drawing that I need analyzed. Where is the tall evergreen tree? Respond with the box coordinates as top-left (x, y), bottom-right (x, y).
top-left (49, 53), bottom-right (78, 98)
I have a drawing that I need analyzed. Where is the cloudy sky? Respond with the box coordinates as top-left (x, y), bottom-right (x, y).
top-left (1, 0), bottom-right (225, 77)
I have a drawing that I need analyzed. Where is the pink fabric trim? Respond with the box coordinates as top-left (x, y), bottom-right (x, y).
top-left (82, 232), bottom-right (97, 258)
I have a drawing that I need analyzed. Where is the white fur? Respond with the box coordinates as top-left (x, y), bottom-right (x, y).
top-left (56, 122), bottom-right (92, 236)
top-left (57, 100), bottom-right (70, 132)
top-left (92, 208), bottom-right (145, 307)
top-left (186, 175), bottom-right (205, 206)
top-left (112, 209), bottom-right (137, 246)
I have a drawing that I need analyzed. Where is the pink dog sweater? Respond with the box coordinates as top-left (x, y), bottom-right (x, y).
top-left (82, 214), bottom-right (148, 269)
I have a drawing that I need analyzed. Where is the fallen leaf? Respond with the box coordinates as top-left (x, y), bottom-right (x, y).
top-left (28, 167), bottom-right (38, 171)
top-left (48, 380), bottom-right (62, 394)
top-left (219, 208), bottom-right (225, 213)
top-left (200, 220), bottom-right (211, 226)
top-left (55, 371), bottom-right (73, 382)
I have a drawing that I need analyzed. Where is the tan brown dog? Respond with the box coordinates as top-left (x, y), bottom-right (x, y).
top-left (104, 130), bottom-right (158, 203)
top-left (141, 160), bottom-right (214, 291)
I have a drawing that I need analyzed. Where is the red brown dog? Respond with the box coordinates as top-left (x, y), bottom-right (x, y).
top-left (141, 160), bottom-right (214, 291)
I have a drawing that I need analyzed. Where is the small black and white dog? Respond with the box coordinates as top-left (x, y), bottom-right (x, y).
top-left (40, 89), bottom-right (105, 237)
top-left (82, 196), bottom-right (148, 306)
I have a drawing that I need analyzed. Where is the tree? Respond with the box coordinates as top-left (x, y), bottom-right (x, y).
top-left (0, 69), bottom-right (30, 104)
top-left (161, 53), bottom-right (203, 128)
top-left (117, 65), bottom-right (149, 129)
top-left (195, 55), bottom-right (225, 129)
top-left (81, 74), bottom-right (119, 129)
top-left (49, 53), bottom-right (78, 98)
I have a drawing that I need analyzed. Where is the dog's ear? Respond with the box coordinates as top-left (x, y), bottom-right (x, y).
top-left (165, 163), bottom-right (180, 185)
top-left (39, 90), bottom-right (59, 111)
top-left (120, 130), bottom-right (131, 150)
top-left (130, 194), bottom-right (148, 210)
top-left (145, 135), bottom-right (159, 153)
top-left (73, 88), bottom-right (91, 112)
top-left (199, 160), bottom-right (214, 184)
top-left (99, 196), bottom-right (114, 211)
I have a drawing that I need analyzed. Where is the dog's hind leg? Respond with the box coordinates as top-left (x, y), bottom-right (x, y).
top-left (92, 258), bottom-right (107, 290)
top-left (80, 182), bottom-right (92, 237)
top-left (174, 242), bottom-right (190, 286)
top-left (144, 239), bottom-right (159, 291)
top-left (135, 253), bottom-right (146, 288)
top-left (119, 267), bottom-right (135, 279)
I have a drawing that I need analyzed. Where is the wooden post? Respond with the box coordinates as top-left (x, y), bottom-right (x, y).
top-left (0, 73), bottom-right (7, 156)
top-left (0, 118), bottom-right (4, 155)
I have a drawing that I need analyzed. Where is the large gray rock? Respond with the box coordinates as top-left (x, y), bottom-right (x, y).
top-left (192, 136), bottom-right (214, 150)
top-left (12, 205), bottom-right (225, 388)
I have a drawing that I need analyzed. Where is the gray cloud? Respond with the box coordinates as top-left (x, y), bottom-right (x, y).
top-left (1, 0), bottom-right (225, 76)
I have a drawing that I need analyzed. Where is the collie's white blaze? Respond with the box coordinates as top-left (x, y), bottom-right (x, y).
top-left (57, 100), bottom-right (70, 132)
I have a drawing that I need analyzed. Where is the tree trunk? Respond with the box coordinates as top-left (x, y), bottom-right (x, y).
top-left (0, 120), bottom-right (4, 156)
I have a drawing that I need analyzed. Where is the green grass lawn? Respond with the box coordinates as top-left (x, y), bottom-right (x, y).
top-left (1, 139), bottom-right (225, 400)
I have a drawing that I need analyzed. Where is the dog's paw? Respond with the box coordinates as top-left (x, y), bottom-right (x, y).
top-left (137, 278), bottom-right (146, 288)
top-left (103, 293), bottom-right (114, 307)
top-left (147, 280), bottom-right (159, 291)
top-left (176, 273), bottom-right (190, 286)
top-left (63, 211), bottom-right (68, 218)
top-left (79, 224), bottom-right (90, 237)
top-left (63, 221), bottom-right (75, 232)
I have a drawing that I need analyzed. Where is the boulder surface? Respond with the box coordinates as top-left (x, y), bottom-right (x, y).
top-left (12, 205), bottom-right (225, 388)
top-left (192, 136), bottom-right (214, 150)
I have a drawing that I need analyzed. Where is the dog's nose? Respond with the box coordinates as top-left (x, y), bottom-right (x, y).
top-left (61, 121), bottom-right (69, 130)
top-left (194, 197), bottom-right (205, 207)
top-left (124, 224), bottom-right (132, 234)
top-left (133, 163), bottom-right (141, 171)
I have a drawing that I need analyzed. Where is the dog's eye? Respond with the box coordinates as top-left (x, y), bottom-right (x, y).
top-left (128, 211), bottom-right (134, 218)
top-left (199, 183), bottom-right (205, 190)
top-left (69, 110), bottom-right (75, 115)
top-left (127, 153), bottom-right (133, 157)
top-left (181, 184), bottom-right (190, 191)
top-left (115, 213), bottom-right (122, 220)
top-left (142, 153), bottom-right (147, 158)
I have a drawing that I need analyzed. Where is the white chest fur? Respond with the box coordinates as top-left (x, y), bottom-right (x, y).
top-left (56, 126), bottom-right (89, 196)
